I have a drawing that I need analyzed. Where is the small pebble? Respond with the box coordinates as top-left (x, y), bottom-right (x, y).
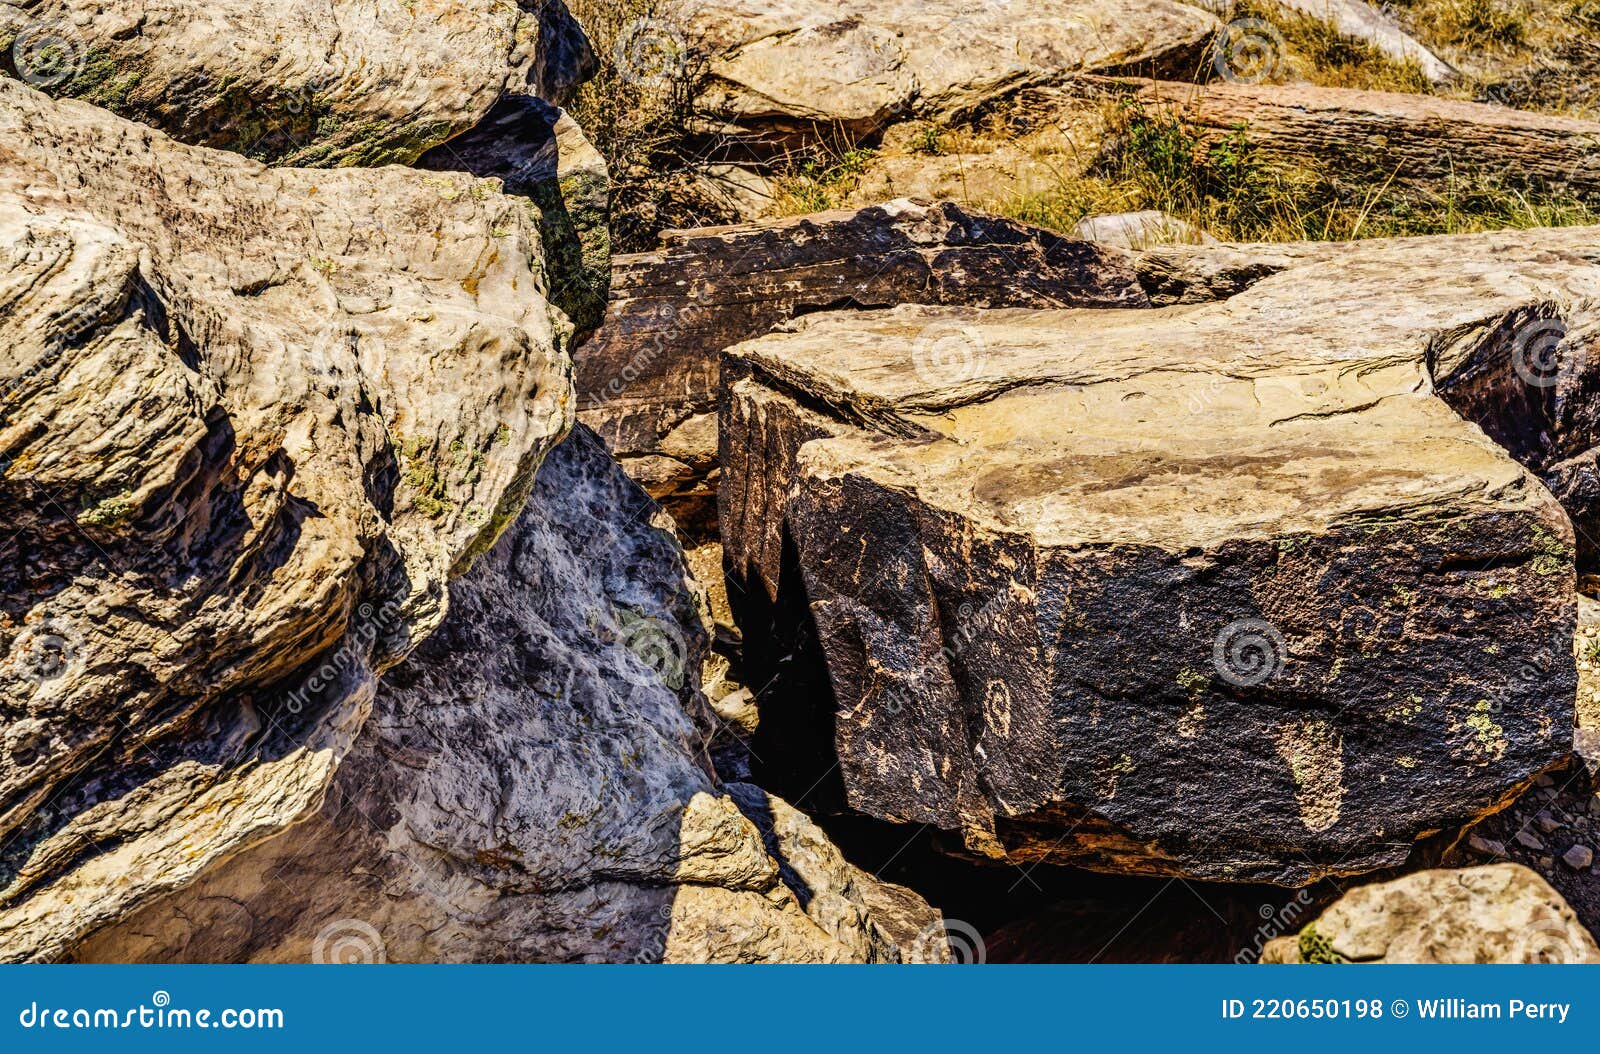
top-left (1516, 830), bottom-right (1545, 850)
top-left (1564, 844), bottom-right (1594, 870)
top-left (1537, 812), bottom-right (1563, 834)
top-left (1469, 834), bottom-right (1507, 857)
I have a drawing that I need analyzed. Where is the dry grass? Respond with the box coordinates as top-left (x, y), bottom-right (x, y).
top-left (988, 97), bottom-right (1598, 242)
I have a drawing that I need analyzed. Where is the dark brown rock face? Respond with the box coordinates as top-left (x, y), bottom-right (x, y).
top-left (719, 228), bottom-right (1600, 885)
top-left (576, 198), bottom-right (1149, 537)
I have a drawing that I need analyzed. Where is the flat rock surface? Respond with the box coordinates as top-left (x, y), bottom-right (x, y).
top-left (0, 79), bottom-right (569, 959)
top-left (720, 227), bottom-right (1599, 883)
top-left (687, 0), bottom-right (1217, 138)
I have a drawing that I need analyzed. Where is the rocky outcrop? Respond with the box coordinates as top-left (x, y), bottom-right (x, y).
top-left (0, 0), bottom-right (594, 165)
top-left (1261, 864), bottom-right (1600, 963)
top-left (1063, 78), bottom-right (1600, 201)
top-left (0, 79), bottom-right (572, 959)
top-left (578, 199), bottom-right (1148, 537)
top-left (418, 96), bottom-right (612, 341)
top-left (69, 427), bottom-right (945, 963)
top-left (719, 226), bottom-right (1600, 885)
top-left (686, 0), bottom-right (1218, 147)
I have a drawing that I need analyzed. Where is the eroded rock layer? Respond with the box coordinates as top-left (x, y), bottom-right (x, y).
top-left (71, 428), bottom-right (945, 964)
top-left (720, 227), bottom-right (1600, 884)
top-left (687, 0), bottom-right (1218, 146)
top-left (0, 0), bottom-right (594, 165)
top-left (578, 198), bottom-right (1148, 537)
top-left (0, 79), bottom-right (570, 959)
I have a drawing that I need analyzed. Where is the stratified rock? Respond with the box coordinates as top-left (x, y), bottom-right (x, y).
top-left (1260, 864), bottom-right (1600, 963)
top-left (578, 199), bottom-right (1148, 537)
top-left (0, 0), bottom-right (594, 164)
top-left (69, 427), bottom-right (945, 964)
top-left (0, 79), bottom-right (570, 959)
top-left (720, 227), bottom-right (1600, 885)
top-left (419, 95), bottom-right (612, 341)
top-left (686, 0), bottom-right (1218, 146)
top-left (1072, 210), bottom-right (1219, 249)
top-left (1062, 78), bottom-right (1600, 202)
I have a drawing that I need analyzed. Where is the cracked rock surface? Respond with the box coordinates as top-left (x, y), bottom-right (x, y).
top-left (0, 79), bottom-right (570, 960)
top-left (71, 427), bottom-right (944, 963)
top-left (721, 226), bottom-right (1600, 884)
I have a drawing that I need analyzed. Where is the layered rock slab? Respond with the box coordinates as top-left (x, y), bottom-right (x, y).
top-left (1057, 78), bottom-right (1600, 202)
top-left (577, 198), bottom-right (1148, 537)
top-left (0, 0), bottom-right (595, 165)
top-left (70, 427), bottom-right (944, 964)
top-left (0, 80), bottom-right (570, 958)
top-left (720, 231), bottom-right (1600, 884)
top-left (686, 0), bottom-right (1218, 146)
top-left (1261, 864), bottom-right (1600, 963)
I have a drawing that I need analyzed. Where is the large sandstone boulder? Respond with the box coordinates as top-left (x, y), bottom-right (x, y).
top-left (418, 96), bottom-right (612, 341)
top-left (0, 0), bottom-right (594, 165)
top-left (578, 199), bottom-right (1148, 537)
top-left (685, 0), bottom-right (1218, 146)
top-left (0, 79), bottom-right (571, 959)
top-left (69, 427), bottom-right (945, 963)
top-left (1261, 864), bottom-right (1600, 963)
top-left (720, 227), bottom-right (1600, 884)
